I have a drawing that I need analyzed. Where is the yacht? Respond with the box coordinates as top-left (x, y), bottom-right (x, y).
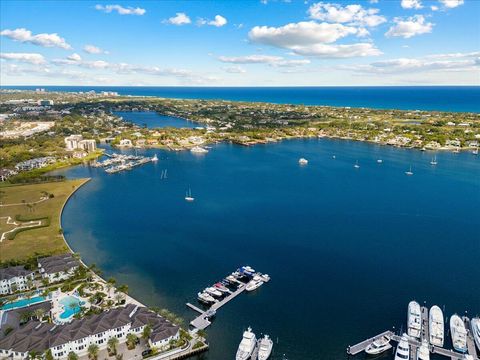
top-left (197, 292), bottom-right (215, 304)
top-left (246, 278), bottom-right (263, 292)
top-left (430, 156), bottom-right (437, 165)
top-left (365, 335), bottom-right (392, 355)
top-left (450, 314), bottom-right (467, 353)
top-left (226, 275), bottom-right (238, 284)
top-left (354, 160), bottom-right (360, 169)
top-left (394, 334), bottom-right (410, 360)
top-left (151, 154), bottom-right (158, 162)
top-left (298, 158), bottom-right (308, 165)
top-left (429, 305), bottom-right (444, 346)
top-left (205, 287), bottom-right (223, 298)
top-left (191, 146), bottom-right (208, 154)
top-left (417, 340), bottom-right (430, 360)
top-left (471, 317), bottom-right (480, 351)
top-left (213, 282), bottom-right (230, 293)
top-left (258, 334), bottom-right (273, 360)
top-left (258, 273), bottom-right (271, 282)
top-left (242, 266), bottom-right (256, 273)
top-left (185, 189), bottom-right (194, 202)
top-left (236, 327), bottom-right (256, 360)
top-left (408, 301), bottom-right (422, 338)
top-left (405, 166), bottom-right (414, 176)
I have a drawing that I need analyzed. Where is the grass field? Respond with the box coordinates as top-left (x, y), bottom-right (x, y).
top-left (0, 179), bottom-right (89, 262)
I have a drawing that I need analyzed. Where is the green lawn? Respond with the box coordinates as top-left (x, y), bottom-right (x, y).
top-left (0, 179), bottom-right (89, 262)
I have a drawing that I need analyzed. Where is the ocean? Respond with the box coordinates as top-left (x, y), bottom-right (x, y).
top-left (3, 86), bottom-right (480, 112)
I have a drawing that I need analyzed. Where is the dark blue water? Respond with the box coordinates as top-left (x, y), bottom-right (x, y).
top-left (3, 86), bottom-right (480, 112)
top-left (57, 138), bottom-right (480, 360)
top-left (114, 111), bottom-right (199, 129)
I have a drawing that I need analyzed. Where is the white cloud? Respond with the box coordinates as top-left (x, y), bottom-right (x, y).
top-left (222, 66), bottom-right (247, 73)
top-left (83, 44), bottom-right (108, 54)
top-left (438, 0), bottom-right (463, 8)
top-left (165, 13), bottom-right (191, 25)
top-left (369, 0), bottom-right (379, 3)
top-left (401, 0), bottom-right (423, 9)
top-left (0, 28), bottom-right (71, 49)
top-left (0, 52), bottom-right (46, 64)
top-left (94, 4), bottom-right (146, 15)
top-left (307, 2), bottom-right (386, 27)
top-left (290, 43), bottom-right (382, 58)
top-left (67, 53), bottom-right (82, 61)
top-left (197, 15), bottom-right (228, 27)
top-left (385, 15), bottom-right (433, 38)
top-left (431, 5), bottom-right (439, 10)
top-left (219, 54), bottom-right (311, 67)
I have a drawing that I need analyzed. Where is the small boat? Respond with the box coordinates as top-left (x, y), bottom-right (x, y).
top-left (298, 158), bottom-right (308, 165)
top-left (242, 265), bottom-right (255, 273)
top-left (197, 292), bottom-right (215, 304)
top-left (450, 314), bottom-right (467, 353)
top-left (377, 159), bottom-right (383, 163)
top-left (191, 146), bottom-right (208, 154)
top-left (258, 334), bottom-right (273, 360)
top-left (151, 154), bottom-right (158, 162)
top-left (429, 305), bottom-right (444, 346)
top-left (473, 148), bottom-right (479, 155)
top-left (453, 147), bottom-right (460, 153)
top-left (246, 278), bottom-right (263, 292)
top-left (365, 335), bottom-right (392, 355)
top-left (405, 166), bottom-right (413, 176)
top-left (332, 155), bottom-right (336, 159)
top-left (421, 147), bottom-right (426, 151)
top-left (205, 287), bottom-right (223, 298)
top-left (214, 282), bottom-right (230, 293)
top-left (408, 301), bottom-right (422, 338)
top-left (354, 160), bottom-right (360, 169)
top-left (394, 334), bottom-right (410, 360)
top-left (430, 156), bottom-right (437, 165)
top-left (471, 317), bottom-right (480, 351)
top-left (236, 327), bottom-right (256, 360)
top-left (258, 273), bottom-right (270, 282)
top-left (226, 275), bottom-right (238, 284)
top-left (417, 340), bottom-right (430, 360)
top-left (185, 188), bottom-right (194, 202)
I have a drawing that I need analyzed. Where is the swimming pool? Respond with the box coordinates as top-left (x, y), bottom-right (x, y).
top-left (58, 295), bottom-right (84, 320)
top-left (1, 296), bottom-right (46, 310)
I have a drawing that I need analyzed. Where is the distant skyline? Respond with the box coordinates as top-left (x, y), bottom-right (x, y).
top-left (1, 0), bottom-right (479, 86)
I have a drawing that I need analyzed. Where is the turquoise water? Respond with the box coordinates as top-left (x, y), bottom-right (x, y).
top-left (1, 296), bottom-right (46, 310)
top-left (58, 134), bottom-right (480, 359)
top-left (114, 111), bottom-right (199, 129)
top-left (59, 295), bottom-right (83, 319)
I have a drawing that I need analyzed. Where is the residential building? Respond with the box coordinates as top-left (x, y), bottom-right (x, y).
top-left (38, 100), bottom-right (54, 106)
top-left (78, 139), bottom-right (97, 152)
top-left (64, 135), bottom-right (83, 151)
top-left (0, 266), bottom-right (35, 295)
top-left (0, 169), bottom-right (17, 182)
top-left (119, 139), bottom-right (133, 147)
top-left (37, 254), bottom-right (80, 283)
top-left (14, 157), bottom-right (55, 171)
top-left (0, 304), bottom-right (179, 359)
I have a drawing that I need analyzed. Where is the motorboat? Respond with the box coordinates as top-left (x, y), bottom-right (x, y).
top-left (298, 158), bottom-right (308, 165)
top-left (226, 275), bottom-right (238, 284)
top-left (377, 159), bottom-right (383, 163)
top-left (258, 334), bottom-right (273, 360)
top-left (430, 156), bottom-right (437, 165)
top-left (185, 188), bottom-right (194, 202)
top-left (246, 278), bottom-right (263, 292)
top-left (151, 154), bottom-right (158, 162)
top-left (354, 160), bottom-right (360, 169)
top-left (408, 301), bottom-right (422, 338)
top-left (214, 282), bottom-right (230, 293)
top-left (236, 327), bottom-right (256, 360)
top-left (191, 146), bottom-right (208, 154)
top-left (405, 166), bottom-right (414, 176)
top-left (471, 317), bottom-right (480, 351)
top-left (394, 334), bottom-right (410, 360)
top-left (258, 273), bottom-right (270, 282)
top-left (365, 335), bottom-right (392, 355)
top-left (417, 340), bottom-right (430, 360)
top-left (197, 292), bottom-right (215, 304)
top-left (429, 305), bottom-right (444, 346)
top-left (205, 287), bottom-right (223, 298)
top-left (242, 265), bottom-right (255, 273)
top-left (450, 314), bottom-right (467, 353)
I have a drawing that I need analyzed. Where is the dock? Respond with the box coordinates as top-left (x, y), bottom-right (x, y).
top-left (463, 316), bottom-right (479, 359)
top-left (347, 330), bottom-right (394, 355)
top-left (421, 305), bottom-right (429, 342)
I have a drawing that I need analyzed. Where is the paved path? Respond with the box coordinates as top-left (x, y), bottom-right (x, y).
top-left (0, 216), bottom-right (43, 242)
top-left (0, 196), bottom-right (47, 207)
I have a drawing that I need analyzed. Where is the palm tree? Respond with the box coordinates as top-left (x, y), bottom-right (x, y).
top-left (87, 344), bottom-right (99, 360)
top-left (126, 333), bottom-right (137, 350)
top-left (108, 337), bottom-right (119, 355)
top-left (67, 351), bottom-right (78, 360)
top-left (44, 349), bottom-right (54, 360)
top-left (34, 308), bottom-right (45, 321)
top-left (117, 284), bottom-right (129, 294)
top-left (114, 292), bottom-right (124, 304)
top-left (142, 325), bottom-right (152, 341)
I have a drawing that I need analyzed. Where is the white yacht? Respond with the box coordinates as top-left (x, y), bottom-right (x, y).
top-left (298, 158), bottom-right (308, 165)
top-left (151, 154), bottom-right (158, 162)
top-left (191, 146), bottom-right (208, 154)
top-left (417, 340), bottom-right (430, 360)
top-left (429, 305), bottom-right (444, 346)
top-left (205, 287), bottom-right (223, 298)
top-left (365, 335), bottom-right (392, 355)
top-left (197, 292), bottom-right (215, 304)
top-left (236, 327), bottom-right (256, 360)
top-left (185, 188), bottom-right (194, 202)
top-left (394, 334), bottom-right (410, 360)
top-left (258, 335), bottom-right (273, 360)
top-left (430, 156), bottom-right (437, 165)
top-left (408, 301), bottom-right (422, 338)
top-left (450, 314), bottom-right (467, 353)
top-left (405, 166), bottom-right (414, 176)
top-left (242, 266), bottom-right (256, 273)
top-left (471, 317), bottom-right (480, 351)
top-left (246, 278), bottom-right (263, 292)
top-left (258, 273), bottom-right (271, 282)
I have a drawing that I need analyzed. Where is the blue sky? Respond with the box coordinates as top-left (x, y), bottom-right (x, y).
top-left (1, 0), bottom-right (479, 86)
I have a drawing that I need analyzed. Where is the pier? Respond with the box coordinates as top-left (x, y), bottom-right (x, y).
top-left (463, 316), bottom-right (479, 359)
top-left (347, 330), bottom-right (394, 355)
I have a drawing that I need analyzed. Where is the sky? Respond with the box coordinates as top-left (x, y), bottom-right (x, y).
top-left (0, 0), bottom-right (479, 86)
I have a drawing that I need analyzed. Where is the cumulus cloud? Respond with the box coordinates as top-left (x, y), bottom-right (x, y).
top-left (431, 5), bottom-right (439, 10)
top-left (307, 2), bottom-right (386, 27)
top-left (165, 13), bottom-right (191, 25)
top-left (222, 66), bottom-right (247, 73)
top-left (197, 15), bottom-right (228, 27)
top-left (94, 4), bottom-right (146, 15)
top-left (438, 0), bottom-right (463, 8)
top-left (0, 28), bottom-right (71, 49)
top-left (0, 52), bottom-right (46, 64)
top-left (401, 0), bottom-right (423, 9)
top-left (83, 44), bottom-right (108, 54)
top-left (290, 43), bottom-right (382, 58)
top-left (385, 15), bottom-right (433, 38)
top-left (67, 53), bottom-right (82, 61)
top-left (218, 54), bottom-right (311, 67)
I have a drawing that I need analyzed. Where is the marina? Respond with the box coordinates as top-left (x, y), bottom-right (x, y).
top-left (91, 153), bottom-right (157, 173)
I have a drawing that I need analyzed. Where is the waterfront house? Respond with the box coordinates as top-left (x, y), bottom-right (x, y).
top-left (119, 139), bottom-right (133, 147)
top-left (37, 254), bottom-right (80, 283)
top-left (0, 169), bottom-right (17, 182)
top-left (0, 304), bottom-right (179, 359)
top-left (14, 157), bottom-right (55, 171)
top-left (0, 266), bottom-right (35, 295)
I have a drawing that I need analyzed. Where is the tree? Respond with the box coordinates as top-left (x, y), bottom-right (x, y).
top-left (44, 349), bottom-right (54, 360)
top-left (107, 337), bottom-right (119, 355)
top-left (126, 333), bottom-right (138, 350)
top-left (34, 308), bottom-right (45, 321)
top-left (67, 351), bottom-right (78, 360)
top-left (87, 344), bottom-right (99, 360)
top-left (142, 325), bottom-right (152, 340)
top-left (117, 284), bottom-right (129, 294)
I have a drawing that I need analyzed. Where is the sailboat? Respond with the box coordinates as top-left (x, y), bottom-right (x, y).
top-left (151, 154), bottom-right (158, 162)
top-left (405, 166), bottom-right (413, 175)
top-left (473, 147), bottom-right (479, 155)
top-left (185, 188), bottom-right (194, 202)
top-left (430, 156), bottom-right (437, 165)
top-left (354, 160), bottom-right (360, 169)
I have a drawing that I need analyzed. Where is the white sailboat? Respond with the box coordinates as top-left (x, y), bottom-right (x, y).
top-left (408, 301), bottom-right (422, 338)
top-left (298, 158), bottom-right (308, 165)
top-left (405, 166), bottom-right (414, 176)
top-left (236, 327), bottom-right (256, 360)
top-left (471, 317), bottom-right (480, 351)
top-left (185, 188), bottom-right (194, 202)
top-left (450, 314), bottom-right (467, 353)
top-left (258, 335), bottom-right (273, 360)
top-left (394, 334), bottom-right (410, 360)
top-left (473, 147), bottom-right (479, 155)
top-left (417, 340), bottom-right (430, 360)
top-left (354, 160), bottom-right (360, 169)
top-left (151, 154), bottom-right (158, 162)
top-left (377, 159), bottom-right (383, 163)
top-left (430, 156), bottom-right (437, 165)
top-left (429, 305), bottom-right (444, 346)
